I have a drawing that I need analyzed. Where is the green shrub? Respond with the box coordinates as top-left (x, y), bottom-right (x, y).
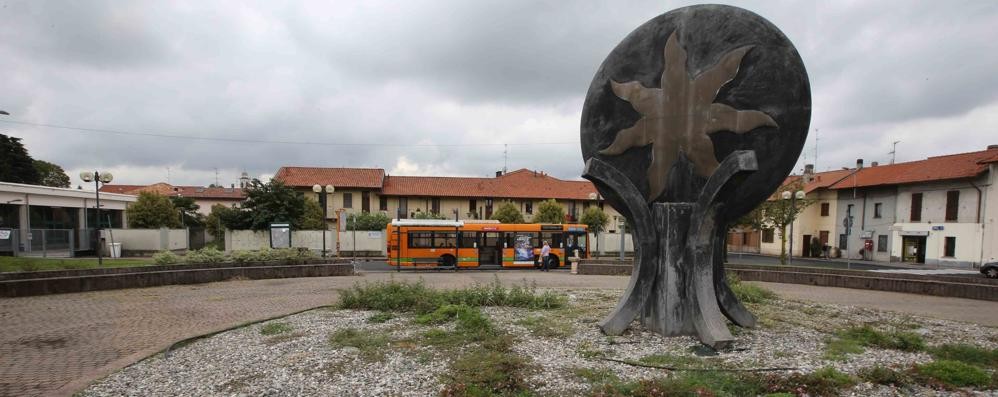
top-left (338, 278), bottom-right (565, 314)
top-left (767, 367), bottom-right (856, 397)
top-left (260, 322), bottom-right (292, 335)
top-left (185, 247), bottom-right (227, 263)
top-left (231, 250), bottom-right (260, 263)
top-left (914, 360), bottom-right (991, 388)
top-left (328, 328), bottom-right (391, 359)
top-left (152, 250), bottom-right (180, 265)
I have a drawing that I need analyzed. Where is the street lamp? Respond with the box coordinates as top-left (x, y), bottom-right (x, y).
top-left (781, 190), bottom-right (806, 266)
top-left (312, 184), bottom-right (334, 257)
top-left (80, 171), bottom-right (113, 266)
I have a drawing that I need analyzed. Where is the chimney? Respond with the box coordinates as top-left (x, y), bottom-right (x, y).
top-left (803, 164), bottom-right (815, 183)
top-left (871, 161), bottom-right (879, 167)
top-left (495, 170), bottom-right (503, 177)
top-left (856, 159), bottom-right (864, 169)
top-left (231, 183), bottom-right (235, 188)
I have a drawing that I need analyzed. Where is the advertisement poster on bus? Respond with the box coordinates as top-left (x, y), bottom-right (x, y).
top-left (514, 234), bottom-right (534, 263)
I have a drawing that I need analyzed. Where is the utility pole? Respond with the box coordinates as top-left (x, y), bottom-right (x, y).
top-left (890, 140), bottom-right (900, 164)
top-left (503, 144), bottom-right (508, 175)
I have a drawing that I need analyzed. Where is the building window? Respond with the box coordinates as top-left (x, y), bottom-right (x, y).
top-left (761, 229), bottom-right (774, 243)
top-left (362, 191), bottom-right (370, 212)
top-left (431, 198), bottom-right (441, 214)
top-left (379, 196), bottom-right (388, 211)
top-left (839, 234), bottom-right (847, 249)
top-left (874, 203), bottom-right (882, 218)
top-left (342, 192), bottom-right (353, 209)
top-left (910, 193), bottom-right (922, 221)
top-left (525, 201), bottom-right (533, 214)
top-left (469, 199), bottom-right (476, 212)
top-left (877, 235), bottom-right (887, 252)
top-left (944, 237), bottom-right (956, 257)
top-left (820, 203), bottom-right (829, 216)
top-left (945, 190), bottom-right (959, 221)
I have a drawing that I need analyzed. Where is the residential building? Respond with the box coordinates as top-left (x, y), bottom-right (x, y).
top-left (829, 147), bottom-right (998, 267)
top-left (100, 182), bottom-right (247, 215)
top-left (273, 167), bottom-right (619, 229)
top-left (755, 167), bottom-right (854, 257)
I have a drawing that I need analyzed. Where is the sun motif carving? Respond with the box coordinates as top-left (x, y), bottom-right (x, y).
top-left (599, 31), bottom-right (778, 202)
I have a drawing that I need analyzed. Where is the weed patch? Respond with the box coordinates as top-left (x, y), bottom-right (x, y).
top-left (328, 328), bottom-right (391, 359)
top-left (515, 315), bottom-right (572, 338)
top-left (824, 325), bottom-right (925, 359)
top-left (259, 322), bottom-right (292, 336)
top-left (366, 312), bottom-right (394, 324)
top-left (765, 367), bottom-right (855, 397)
top-left (727, 273), bottom-right (777, 304)
top-left (856, 365), bottom-right (912, 387)
top-left (914, 360), bottom-right (992, 388)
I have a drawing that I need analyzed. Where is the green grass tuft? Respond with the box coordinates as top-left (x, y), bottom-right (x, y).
top-left (259, 322), bottom-right (292, 336)
top-left (856, 365), bottom-right (912, 387)
top-left (515, 315), bottom-right (572, 338)
top-left (824, 325), bottom-right (926, 359)
top-left (727, 273), bottom-right (777, 304)
top-left (929, 344), bottom-right (998, 369)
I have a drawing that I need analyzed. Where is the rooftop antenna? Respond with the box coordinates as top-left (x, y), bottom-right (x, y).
top-left (166, 167), bottom-right (171, 184)
top-left (813, 128), bottom-right (819, 170)
top-left (889, 140), bottom-right (901, 164)
top-left (503, 144), bottom-right (508, 175)
top-left (214, 168), bottom-right (219, 187)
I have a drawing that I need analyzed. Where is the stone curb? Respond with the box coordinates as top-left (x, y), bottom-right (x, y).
top-left (576, 262), bottom-right (998, 302)
top-left (0, 263), bottom-right (354, 298)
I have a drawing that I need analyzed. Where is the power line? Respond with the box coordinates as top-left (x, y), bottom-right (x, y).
top-left (0, 119), bottom-right (577, 147)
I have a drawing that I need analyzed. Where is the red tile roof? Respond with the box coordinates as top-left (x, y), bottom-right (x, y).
top-left (829, 147), bottom-right (998, 189)
top-left (100, 183), bottom-right (246, 199)
top-left (274, 167), bottom-right (384, 189)
top-left (381, 169), bottom-right (596, 200)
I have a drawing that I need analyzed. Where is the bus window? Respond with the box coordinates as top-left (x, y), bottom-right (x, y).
top-left (409, 232), bottom-right (433, 248)
top-left (483, 232), bottom-right (499, 247)
top-left (433, 232), bottom-right (457, 248)
top-left (541, 232), bottom-right (563, 248)
top-left (503, 232), bottom-right (516, 248)
top-left (459, 232), bottom-right (477, 248)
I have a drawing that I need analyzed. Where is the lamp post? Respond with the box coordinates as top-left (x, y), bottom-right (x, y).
top-left (80, 171), bottom-right (113, 266)
top-left (781, 189), bottom-right (805, 266)
top-left (312, 184), bottom-right (334, 257)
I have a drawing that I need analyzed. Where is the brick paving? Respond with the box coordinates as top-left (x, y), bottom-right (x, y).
top-left (1, 271), bottom-right (996, 397)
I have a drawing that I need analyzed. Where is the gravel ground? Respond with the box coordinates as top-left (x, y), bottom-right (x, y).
top-left (81, 289), bottom-right (998, 397)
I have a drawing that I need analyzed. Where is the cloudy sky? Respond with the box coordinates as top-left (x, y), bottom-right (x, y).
top-left (2, 0), bottom-right (998, 187)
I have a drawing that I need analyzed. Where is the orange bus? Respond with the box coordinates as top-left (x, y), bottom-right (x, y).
top-left (386, 219), bottom-right (589, 269)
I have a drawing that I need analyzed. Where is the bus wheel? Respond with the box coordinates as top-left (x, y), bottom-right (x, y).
top-left (439, 254), bottom-right (456, 267)
top-left (550, 255), bottom-right (560, 269)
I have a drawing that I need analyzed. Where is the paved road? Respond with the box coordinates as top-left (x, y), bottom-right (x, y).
top-left (1, 271), bottom-right (996, 397)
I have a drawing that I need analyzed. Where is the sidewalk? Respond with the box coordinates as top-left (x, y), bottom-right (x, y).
top-left (728, 251), bottom-right (980, 271)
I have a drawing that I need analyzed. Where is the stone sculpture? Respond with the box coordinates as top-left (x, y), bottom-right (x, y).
top-left (580, 5), bottom-right (811, 348)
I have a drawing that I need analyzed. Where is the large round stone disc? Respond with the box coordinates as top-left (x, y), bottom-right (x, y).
top-left (581, 4), bottom-right (810, 223)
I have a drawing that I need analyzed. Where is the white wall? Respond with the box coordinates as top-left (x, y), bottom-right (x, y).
top-left (890, 223), bottom-right (983, 267)
top-left (225, 229), bottom-right (383, 254)
top-left (101, 228), bottom-right (188, 252)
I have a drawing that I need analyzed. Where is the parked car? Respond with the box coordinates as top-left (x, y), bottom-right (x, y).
top-left (982, 262), bottom-right (998, 279)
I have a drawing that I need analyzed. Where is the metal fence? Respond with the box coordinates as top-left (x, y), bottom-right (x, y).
top-left (25, 229), bottom-right (75, 258)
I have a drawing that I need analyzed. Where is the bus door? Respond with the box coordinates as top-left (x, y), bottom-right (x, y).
top-left (479, 232), bottom-right (500, 266)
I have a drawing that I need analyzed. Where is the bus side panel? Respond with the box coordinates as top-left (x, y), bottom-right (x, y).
top-left (457, 247), bottom-right (479, 267)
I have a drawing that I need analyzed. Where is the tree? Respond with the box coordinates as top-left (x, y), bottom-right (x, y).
top-left (32, 160), bottom-right (70, 188)
top-left (170, 196), bottom-right (203, 227)
top-left (239, 179), bottom-right (307, 230)
top-left (580, 206), bottom-right (610, 256)
top-left (0, 134), bottom-right (40, 185)
top-left (531, 199), bottom-right (565, 224)
top-left (300, 198), bottom-right (325, 230)
top-left (208, 203), bottom-right (249, 236)
top-left (127, 192), bottom-right (182, 228)
top-left (346, 211), bottom-right (391, 231)
top-left (752, 180), bottom-right (812, 264)
top-left (490, 201), bottom-right (525, 223)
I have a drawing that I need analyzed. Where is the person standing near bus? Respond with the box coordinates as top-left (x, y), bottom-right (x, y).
top-left (541, 240), bottom-right (551, 272)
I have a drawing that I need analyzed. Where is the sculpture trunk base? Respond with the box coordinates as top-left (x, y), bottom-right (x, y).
top-left (641, 203), bottom-right (732, 349)
top-left (585, 151), bottom-right (760, 350)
